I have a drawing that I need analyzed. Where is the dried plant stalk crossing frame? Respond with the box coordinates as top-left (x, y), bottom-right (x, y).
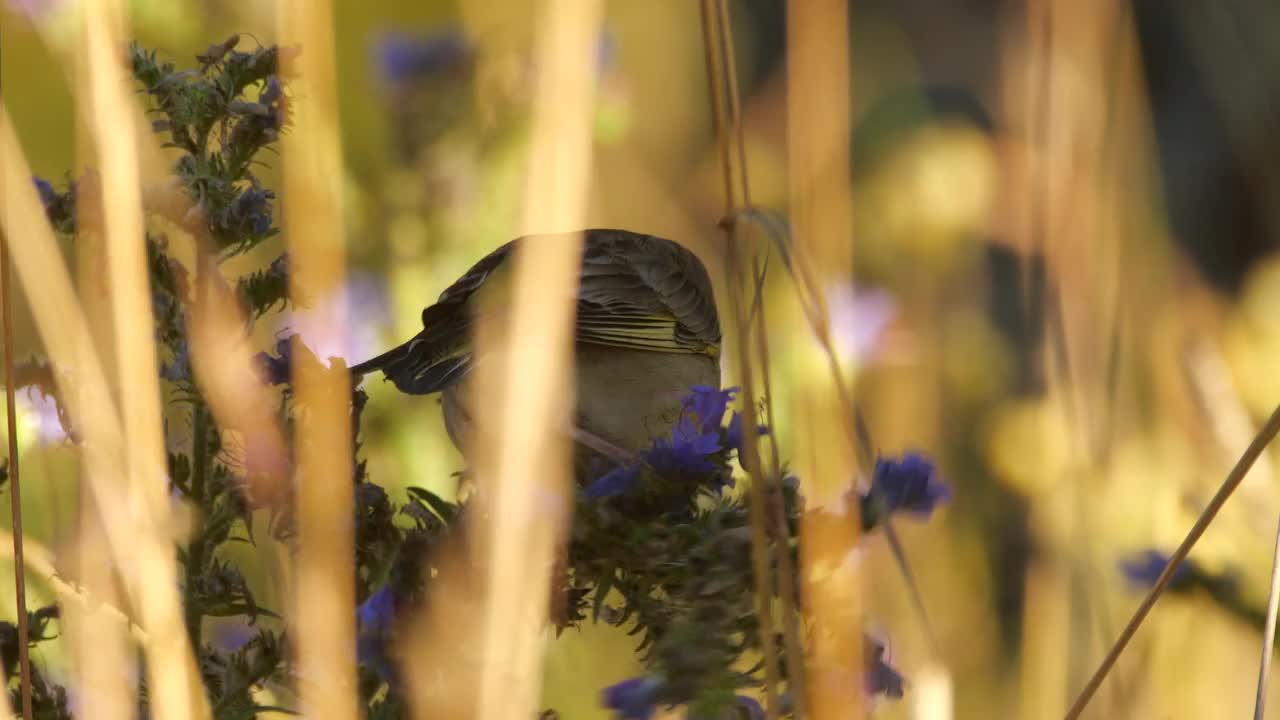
top-left (70, 505), bottom-right (130, 720)
top-left (0, 42), bottom-right (30, 720)
top-left (275, 2), bottom-right (359, 718)
top-left (79, 0), bottom-right (207, 715)
top-left (697, 0), bottom-right (783, 715)
top-left (473, 2), bottom-right (601, 717)
top-left (784, 0), bottom-right (866, 718)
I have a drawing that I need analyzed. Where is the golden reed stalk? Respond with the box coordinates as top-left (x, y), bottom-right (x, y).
top-left (697, 0), bottom-right (783, 714)
top-left (79, 0), bottom-right (207, 716)
top-left (275, 2), bottom-right (358, 718)
top-left (398, 2), bottom-right (601, 717)
top-left (473, 1), bottom-right (601, 717)
top-left (784, 1), bottom-right (865, 718)
top-left (0, 36), bottom-right (33, 720)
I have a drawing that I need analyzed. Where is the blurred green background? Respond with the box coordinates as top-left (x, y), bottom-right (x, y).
top-left (4, 0), bottom-right (1280, 718)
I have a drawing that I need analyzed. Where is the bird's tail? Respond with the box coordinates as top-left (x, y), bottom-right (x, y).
top-left (349, 310), bottom-right (472, 395)
top-left (349, 340), bottom-right (410, 377)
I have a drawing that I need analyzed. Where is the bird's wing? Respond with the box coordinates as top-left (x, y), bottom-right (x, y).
top-left (575, 231), bottom-right (720, 356)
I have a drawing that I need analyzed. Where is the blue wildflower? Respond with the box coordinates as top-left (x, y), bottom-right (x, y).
top-left (260, 75), bottom-right (282, 106)
top-left (33, 176), bottom-right (57, 210)
top-left (374, 31), bottom-right (470, 86)
top-left (640, 385), bottom-right (737, 475)
top-left (601, 676), bottom-right (663, 720)
top-left (358, 586), bottom-right (395, 633)
top-left (233, 186), bottom-right (275, 236)
top-left (862, 452), bottom-right (950, 529)
top-left (645, 431), bottom-right (718, 476)
top-left (724, 412), bottom-right (769, 457)
top-left (357, 586), bottom-right (397, 683)
top-left (254, 336), bottom-right (293, 386)
top-left (212, 622), bottom-right (255, 653)
top-left (1120, 549), bottom-right (1198, 591)
top-left (733, 696), bottom-right (765, 719)
top-left (585, 464), bottom-right (642, 499)
top-left (682, 385), bottom-right (737, 435)
top-left (585, 386), bottom-right (745, 498)
top-left (160, 338), bottom-right (192, 383)
top-left (725, 413), bottom-right (744, 451)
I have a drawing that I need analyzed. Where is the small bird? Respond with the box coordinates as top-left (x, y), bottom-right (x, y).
top-left (351, 229), bottom-right (721, 471)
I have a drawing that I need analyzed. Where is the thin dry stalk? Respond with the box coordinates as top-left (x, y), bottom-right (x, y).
top-left (1254, 514), bottom-right (1280, 720)
top-left (275, 2), bottom-right (358, 718)
top-left (697, 1), bottom-right (782, 715)
top-left (753, 296), bottom-right (810, 719)
top-left (0, 62), bottom-right (34, 720)
top-left (472, 2), bottom-right (601, 717)
top-left (0, 529), bottom-right (146, 644)
top-left (1064, 403), bottom-right (1280, 719)
top-left (713, 3), bottom-right (813, 712)
top-left (79, 0), bottom-right (206, 715)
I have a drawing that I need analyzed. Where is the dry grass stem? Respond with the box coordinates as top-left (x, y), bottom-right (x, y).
top-left (1065, 403), bottom-right (1280, 719)
top-left (698, 0), bottom-right (783, 716)
top-left (275, 2), bottom-right (358, 717)
top-left (784, 1), bottom-right (865, 718)
top-left (473, 2), bottom-right (601, 717)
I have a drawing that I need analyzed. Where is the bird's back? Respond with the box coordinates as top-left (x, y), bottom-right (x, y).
top-left (352, 229), bottom-right (721, 397)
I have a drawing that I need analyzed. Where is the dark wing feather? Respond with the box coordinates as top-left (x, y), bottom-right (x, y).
top-left (351, 230), bottom-right (720, 395)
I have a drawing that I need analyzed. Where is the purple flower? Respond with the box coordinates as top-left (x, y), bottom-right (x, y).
top-left (358, 586), bottom-right (397, 682)
top-left (585, 464), bottom-right (642, 499)
top-left (160, 338), bottom-right (192, 383)
top-left (865, 636), bottom-right (905, 699)
top-left (212, 622), bottom-right (255, 653)
top-left (646, 385), bottom-right (736, 474)
top-left (732, 696), bottom-right (764, 719)
top-left (585, 386), bottom-right (745, 498)
top-left (645, 430), bottom-right (718, 476)
top-left (862, 452), bottom-right (950, 529)
top-left (682, 385), bottom-right (736, 435)
top-left (601, 676), bottom-right (663, 720)
top-left (260, 76), bottom-right (282, 106)
top-left (280, 271), bottom-right (389, 367)
top-left (1120, 549), bottom-right (1198, 591)
top-left (33, 176), bottom-right (57, 210)
top-left (725, 412), bottom-right (769, 458)
top-left (358, 586), bottom-right (395, 633)
top-left (253, 336), bottom-right (293, 386)
top-left (230, 186), bottom-right (275, 236)
top-left (19, 387), bottom-right (67, 445)
top-left (374, 31), bottom-right (471, 86)
top-left (827, 283), bottom-right (896, 363)
top-left (5, 0), bottom-right (65, 21)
